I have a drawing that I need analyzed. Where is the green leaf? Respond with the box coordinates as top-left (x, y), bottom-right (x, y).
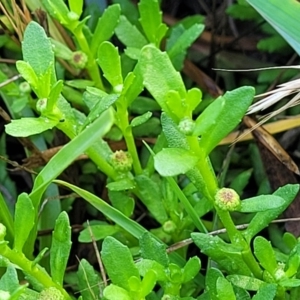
top-left (136, 259), bottom-right (167, 281)
top-left (42, 0), bottom-right (70, 26)
top-left (106, 178), bottom-right (136, 191)
top-left (22, 22), bottom-right (55, 82)
top-left (50, 211), bottom-right (72, 286)
top-left (16, 61), bottom-right (39, 92)
top-left (239, 195), bottom-right (285, 212)
top-left (78, 224), bottom-right (119, 243)
top-left (246, 0), bottom-right (300, 55)
top-left (5, 117), bottom-right (59, 137)
top-left (194, 86), bottom-right (255, 155)
top-left (48, 80), bottom-right (64, 110)
top-left (98, 42), bottom-right (123, 90)
top-left (91, 4), bottom-right (121, 55)
top-left (227, 274), bottom-right (265, 291)
top-left (108, 190), bottom-right (134, 217)
top-left (252, 284), bottom-right (277, 300)
top-left (206, 268), bottom-right (224, 300)
top-left (13, 193), bottom-right (35, 252)
top-left (103, 284), bottom-right (131, 300)
top-left (216, 277), bottom-right (236, 300)
top-left (139, 45), bottom-right (186, 117)
top-left (244, 184), bottom-right (299, 241)
top-left (167, 23), bottom-right (204, 70)
top-left (138, 0), bottom-right (168, 46)
top-left (257, 35), bottom-right (289, 53)
top-left (191, 233), bottom-right (252, 276)
top-left (115, 15), bottom-right (147, 48)
top-left (135, 175), bottom-right (168, 224)
top-left (154, 148), bottom-right (199, 176)
top-left (68, 0), bottom-right (83, 16)
top-left (226, 3), bottom-right (260, 20)
top-left (101, 236), bottom-right (139, 290)
top-left (77, 259), bottom-right (101, 300)
top-left (254, 236), bottom-right (278, 276)
top-left (0, 193), bottom-right (14, 245)
top-left (130, 111), bottom-right (152, 127)
top-left (139, 232), bottom-right (169, 267)
top-left (182, 256), bottom-right (201, 283)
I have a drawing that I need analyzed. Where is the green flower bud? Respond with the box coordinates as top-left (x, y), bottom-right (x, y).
top-left (38, 287), bottom-right (64, 300)
top-left (69, 51), bottom-right (88, 69)
top-left (19, 82), bottom-right (31, 94)
top-left (36, 98), bottom-right (48, 113)
top-left (110, 150), bottom-right (133, 172)
top-left (178, 117), bottom-right (195, 135)
top-left (163, 220), bottom-right (177, 234)
top-left (215, 188), bottom-right (241, 211)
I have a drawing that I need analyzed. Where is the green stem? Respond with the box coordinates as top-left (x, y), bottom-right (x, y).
top-left (74, 29), bottom-right (104, 90)
top-left (117, 106), bottom-right (142, 175)
top-left (0, 245), bottom-right (71, 299)
top-left (241, 246), bottom-right (263, 279)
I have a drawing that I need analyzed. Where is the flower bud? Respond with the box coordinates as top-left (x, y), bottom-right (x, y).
top-left (110, 150), bottom-right (133, 172)
top-left (69, 51), bottom-right (88, 69)
top-left (67, 11), bottom-right (79, 22)
top-left (178, 117), bottom-right (195, 135)
top-left (36, 98), bottom-right (48, 113)
top-left (215, 188), bottom-right (241, 211)
top-left (19, 82), bottom-right (31, 94)
top-left (38, 287), bottom-right (63, 300)
top-left (163, 220), bottom-right (177, 234)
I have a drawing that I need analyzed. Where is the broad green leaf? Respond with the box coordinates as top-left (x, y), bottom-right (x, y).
top-left (68, 0), bottom-right (83, 16)
top-left (136, 259), bottom-right (167, 281)
top-left (0, 265), bottom-right (24, 295)
top-left (78, 224), bottom-right (119, 243)
top-left (130, 111), bottom-right (152, 127)
top-left (5, 117), bottom-right (58, 137)
top-left (139, 232), bottom-right (169, 267)
top-left (247, 0), bottom-right (300, 55)
top-left (186, 88), bottom-right (202, 112)
top-left (252, 284), bottom-right (277, 300)
top-left (50, 211), bottom-right (72, 286)
top-left (182, 256), bottom-right (201, 283)
top-left (42, 0), bottom-right (70, 26)
top-left (112, 0), bottom-right (139, 24)
top-left (140, 269), bottom-right (157, 298)
top-left (254, 236), bottom-right (278, 276)
top-left (279, 278), bottom-right (300, 287)
top-left (138, 0), bottom-right (168, 46)
top-left (103, 284), bottom-right (131, 300)
top-left (108, 190), bottom-right (134, 217)
top-left (167, 23), bottom-right (204, 70)
top-left (244, 184), bottom-right (299, 241)
top-left (115, 15), bottom-right (147, 48)
top-left (106, 179), bottom-right (135, 191)
top-left (101, 236), bottom-right (139, 290)
top-left (135, 175), bottom-right (168, 224)
top-left (283, 232), bottom-right (297, 251)
top-left (226, 3), bottom-right (260, 20)
top-left (216, 277), bottom-right (236, 300)
top-left (13, 193), bottom-right (35, 252)
top-left (16, 61), bottom-right (39, 92)
top-left (191, 233), bottom-right (252, 276)
top-left (206, 268), bottom-right (224, 300)
top-left (98, 42), bottom-right (123, 90)
top-left (194, 86), bottom-right (254, 155)
top-left (227, 275), bottom-right (265, 291)
top-left (239, 195), bottom-right (285, 212)
top-left (139, 45), bottom-right (186, 118)
top-left (91, 4), bottom-right (121, 55)
top-left (154, 148), bottom-right (199, 176)
top-left (22, 22), bottom-right (55, 82)
top-left (77, 259), bottom-right (101, 300)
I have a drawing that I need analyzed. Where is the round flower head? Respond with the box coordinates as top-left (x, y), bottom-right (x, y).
top-left (215, 188), bottom-right (241, 211)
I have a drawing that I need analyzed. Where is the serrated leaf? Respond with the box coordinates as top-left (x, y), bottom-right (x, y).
top-left (50, 211), bottom-right (72, 285)
top-left (98, 42), bottom-right (123, 89)
top-left (101, 236), bottom-right (139, 290)
top-left (154, 148), bottom-right (199, 176)
top-left (91, 4), bottom-right (121, 55)
top-left (115, 15), bottom-right (147, 48)
top-left (5, 117), bottom-right (59, 137)
top-left (130, 111), bottom-right (152, 127)
top-left (13, 193), bottom-right (35, 252)
top-left (194, 86), bottom-right (254, 155)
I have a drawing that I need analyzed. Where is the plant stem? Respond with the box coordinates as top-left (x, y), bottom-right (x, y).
top-left (0, 245), bottom-right (71, 299)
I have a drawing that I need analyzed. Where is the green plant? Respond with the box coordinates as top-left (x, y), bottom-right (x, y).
top-left (0, 0), bottom-right (300, 299)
